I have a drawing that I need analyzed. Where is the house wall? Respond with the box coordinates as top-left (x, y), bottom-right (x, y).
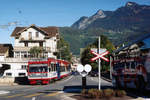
top-left (13, 27), bottom-right (57, 58)
top-left (14, 28), bottom-right (45, 47)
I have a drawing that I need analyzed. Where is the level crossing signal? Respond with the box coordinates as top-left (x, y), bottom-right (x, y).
top-left (91, 49), bottom-right (109, 62)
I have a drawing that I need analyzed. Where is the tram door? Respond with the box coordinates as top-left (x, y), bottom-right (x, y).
top-left (56, 62), bottom-right (60, 79)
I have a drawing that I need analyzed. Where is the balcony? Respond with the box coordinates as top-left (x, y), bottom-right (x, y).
top-left (13, 47), bottom-right (51, 52)
top-left (20, 37), bottom-right (45, 43)
top-left (0, 58), bottom-right (49, 63)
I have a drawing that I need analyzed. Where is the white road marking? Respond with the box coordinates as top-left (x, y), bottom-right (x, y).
top-left (32, 97), bottom-right (36, 100)
top-left (58, 76), bottom-right (73, 84)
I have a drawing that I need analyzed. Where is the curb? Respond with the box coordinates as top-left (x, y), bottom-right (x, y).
top-left (101, 76), bottom-right (112, 82)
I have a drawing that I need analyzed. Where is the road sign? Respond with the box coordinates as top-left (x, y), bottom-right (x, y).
top-left (77, 64), bottom-right (92, 77)
top-left (91, 50), bottom-right (109, 62)
top-left (84, 64), bottom-right (92, 73)
top-left (77, 64), bottom-right (92, 89)
top-left (77, 64), bottom-right (84, 73)
top-left (91, 48), bottom-right (106, 54)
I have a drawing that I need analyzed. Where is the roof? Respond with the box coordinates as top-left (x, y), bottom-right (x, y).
top-left (113, 33), bottom-right (150, 54)
top-left (0, 44), bottom-right (12, 54)
top-left (11, 24), bottom-right (59, 38)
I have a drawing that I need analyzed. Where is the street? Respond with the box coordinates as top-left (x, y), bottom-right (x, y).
top-left (0, 75), bottom-right (112, 100)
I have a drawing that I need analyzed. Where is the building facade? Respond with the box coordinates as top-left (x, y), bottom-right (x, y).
top-left (0, 24), bottom-right (59, 77)
top-left (11, 24), bottom-right (59, 59)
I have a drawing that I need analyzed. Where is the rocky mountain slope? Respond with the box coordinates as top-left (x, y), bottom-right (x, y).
top-left (60, 2), bottom-right (150, 55)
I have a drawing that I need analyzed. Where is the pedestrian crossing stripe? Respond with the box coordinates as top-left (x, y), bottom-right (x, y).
top-left (24, 93), bottom-right (43, 98)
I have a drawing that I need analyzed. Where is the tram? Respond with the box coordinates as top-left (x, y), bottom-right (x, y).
top-left (28, 58), bottom-right (71, 85)
top-left (111, 33), bottom-right (150, 90)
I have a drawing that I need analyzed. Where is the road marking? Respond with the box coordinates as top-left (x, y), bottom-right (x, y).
top-left (5, 93), bottom-right (24, 98)
top-left (24, 93), bottom-right (43, 98)
top-left (32, 97), bottom-right (36, 100)
top-left (43, 92), bottom-right (59, 97)
top-left (58, 76), bottom-right (73, 84)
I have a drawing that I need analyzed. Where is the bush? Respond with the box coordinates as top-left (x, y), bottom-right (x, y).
top-left (81, 88), bottom-right (126, 99)
top-left (115, 90), bottom-right (126, 97)
top-left (88, 89), bottom-right (103, 99)
top-left (103, 89), bottom-right (115, 97)
top-left (81, 89), bottom-right (88, 97)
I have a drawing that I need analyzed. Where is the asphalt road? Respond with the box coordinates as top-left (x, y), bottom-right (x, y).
top-left (0, 75), bottom-right (112, 100)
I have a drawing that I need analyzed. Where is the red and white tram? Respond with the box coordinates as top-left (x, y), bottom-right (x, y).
top-left (111, 33), bottom-right (150, 90)
top-left (28, 58), bottom-right (71, 85)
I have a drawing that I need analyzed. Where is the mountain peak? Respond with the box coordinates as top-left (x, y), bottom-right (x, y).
top-left (96, 10), bottom-right (104, 15)
top-left (92, 9), bottom-right (106, 19)
top-left (125, 2), bottom-right (139, 7)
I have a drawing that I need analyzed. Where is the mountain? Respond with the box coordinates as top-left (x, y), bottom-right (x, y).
top-left (60, 2), bottom-right (150, 55)
top-left (72, 2), bottom-right (150, 32)
top-left (71, 10), bottom-right (107, 29)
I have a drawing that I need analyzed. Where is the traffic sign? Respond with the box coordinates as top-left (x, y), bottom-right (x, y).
top-left (84, 64), bottom-right (92, 72)
top-left (77, 64), bottom-right (92, 77)
top-left (91, 50), bottom-right (109, 62)
top-left (91, 48), bottom-right (106, 54)
top-left (77, 64), bottom-right (84, 72)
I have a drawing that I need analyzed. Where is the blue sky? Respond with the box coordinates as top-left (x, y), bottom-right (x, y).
top-left (0, 0), bottom-right (150, 44)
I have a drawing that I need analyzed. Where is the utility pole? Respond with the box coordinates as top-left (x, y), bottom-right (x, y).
top-left (98, 36), bottom-right (101, 90)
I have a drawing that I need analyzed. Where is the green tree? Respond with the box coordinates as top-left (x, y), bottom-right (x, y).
top-left (81, 35), bottom-right (115, 72)
top-left (57, 36), bottom-right (72, 62)
top-left (29, 46), bottom-right (43, 58)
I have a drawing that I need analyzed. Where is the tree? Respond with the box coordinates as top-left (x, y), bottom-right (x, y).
top-left (81, 35), bottom-right (116, 72)
top-left (29, 46), bottom-right (43, 58)
top-left (57, 36), bottom-right (72, 62)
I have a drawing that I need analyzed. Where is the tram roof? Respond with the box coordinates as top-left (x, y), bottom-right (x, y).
top-left (113, 33), bottom-right (150, 54)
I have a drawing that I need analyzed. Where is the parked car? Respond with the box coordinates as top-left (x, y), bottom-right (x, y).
top-left (89, 71), bottom-right (98, 77)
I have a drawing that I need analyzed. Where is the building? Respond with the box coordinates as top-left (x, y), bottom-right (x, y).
top-left (0, 24), bottom-right (59, 77)
top-left (0, 44), bottom-right (13, 61)
top-left (0, 44), bottom-right (13, 75)
top-left (11, 24), bottom-right (59, 58)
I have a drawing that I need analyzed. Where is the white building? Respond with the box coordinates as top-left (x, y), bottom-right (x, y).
top-left (0, 24), bottom-right (59, 77)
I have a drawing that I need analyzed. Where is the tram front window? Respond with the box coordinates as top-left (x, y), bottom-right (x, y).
top-left (29, 66), bottom-right (48, 73)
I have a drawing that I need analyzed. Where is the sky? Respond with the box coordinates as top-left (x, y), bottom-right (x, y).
top-left (0, 0), bottom-right (150, 44)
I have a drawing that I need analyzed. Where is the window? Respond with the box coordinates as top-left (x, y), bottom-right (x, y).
top-left (126, 62), bottom-right (130, 69)
top-left (21, 52), bottom-right (27, 58)
top-left (25, 42), bottom-right (28, 47)
top-left (39, 42), bottom-right (43, 47)
top-left (29, 32), bottom-right (32, 39)
top-left (19, 73), bottom-right (26, 76)
top-left (131, 62), bottom-right (135, 69)
top-left (36, 32), bottom-right (39, 38)
top-left (15, 52), bottom-right (20, 58)
top-left (51, 63), bottom-right (54, 71)
top-left (21, 65), bottom-right (27, 69)
top-left (6, 73), bottom-right (12, 76)
top-left (49, 68), bottom-right (51, 72)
